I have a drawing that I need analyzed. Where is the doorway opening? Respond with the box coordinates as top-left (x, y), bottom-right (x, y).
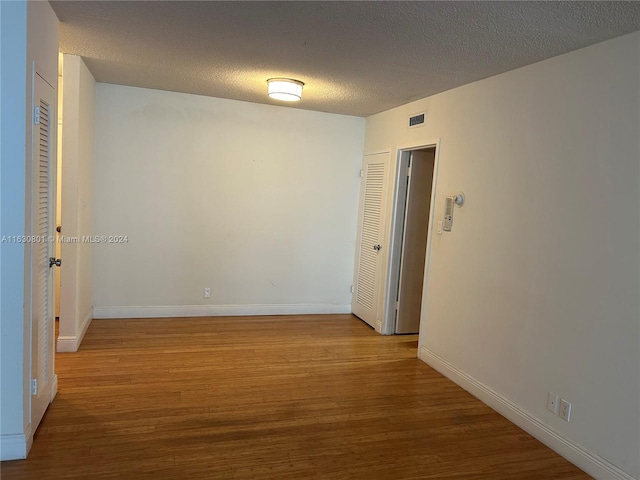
top-left (382, 145), bottom-right (438, 335)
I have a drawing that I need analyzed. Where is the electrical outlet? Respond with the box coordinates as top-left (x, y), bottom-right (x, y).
top-left (547, 392), bottom-right (559, 414)
top-left (559, 399), bottom-right (572, 421)
top-left (204, 288), bottom-right (211, 298)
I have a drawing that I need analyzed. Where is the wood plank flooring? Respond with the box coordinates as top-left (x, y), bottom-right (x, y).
top-left (1, 315), bottom-right (590, 479)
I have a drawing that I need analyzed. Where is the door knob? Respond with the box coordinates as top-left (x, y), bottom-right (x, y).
top-left (373, 244), bottom-right (382, 252)
top-left (49, 257), bottom-right (62, 268)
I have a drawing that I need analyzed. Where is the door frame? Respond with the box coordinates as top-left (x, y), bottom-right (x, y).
top-left (380, 140), bottom-right (441, 335)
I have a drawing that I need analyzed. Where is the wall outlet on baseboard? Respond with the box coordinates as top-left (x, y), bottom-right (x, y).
top-left (204, 288), bottom-right (211, 298)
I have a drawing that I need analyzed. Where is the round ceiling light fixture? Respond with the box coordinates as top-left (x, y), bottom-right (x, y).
top-left (267, 78), bottom-right (304, 102)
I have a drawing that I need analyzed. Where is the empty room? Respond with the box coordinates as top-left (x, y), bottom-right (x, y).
top-left (1, 2), bottom-right (639, 479)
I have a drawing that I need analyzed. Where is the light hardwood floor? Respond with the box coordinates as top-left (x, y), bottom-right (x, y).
top-left (2, 315), bottom-right (590, 479)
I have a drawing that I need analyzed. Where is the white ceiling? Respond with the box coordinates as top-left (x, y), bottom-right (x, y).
top-left (50, 1), bottom-right (640, 117)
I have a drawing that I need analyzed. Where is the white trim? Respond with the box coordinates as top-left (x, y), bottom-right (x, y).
top-left (381, 139), bottom-right (441, 335)
top-left (50, 373), bottom-right (58, 402)
top-left (0, 425), bottom-right (32, 461)
top-left (77, 306), bottom-right (92, 346)
top-left (93, 304), bottom-right (352, 319)
top-left (418, 346), bottom-right (635, 480)
top-left (56, 307), bottom-right (93, 352)
top-left (56, 335), bottom-right (79, 352)
top-left (362, 149), bottom-right (391, 157)
top-left (1, 378), bottom-right (57, 461)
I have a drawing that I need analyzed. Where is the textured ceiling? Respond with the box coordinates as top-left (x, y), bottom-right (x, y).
top-left (50, 1), bottom-right (640, 117)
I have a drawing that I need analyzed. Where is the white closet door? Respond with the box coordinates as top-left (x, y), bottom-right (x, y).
top-left (31, 72), bottom-right (57, 432)
top-left (352, 152), bottom-right (390, 329)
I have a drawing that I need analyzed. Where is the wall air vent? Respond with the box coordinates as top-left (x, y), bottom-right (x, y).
top-left (408, 113), bottom-right (425, 128)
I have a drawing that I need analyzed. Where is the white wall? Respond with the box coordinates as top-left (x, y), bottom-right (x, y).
top-left (0, 0), bottom-right (29, 450)
top-left (57, 55), bottom-right (95, 352)
top-left (0, 0), bottom-right (59, 460)
top-left (365, 32), bottom-right (640, 479)
top-left (93, 85), bottom-right (364, 317)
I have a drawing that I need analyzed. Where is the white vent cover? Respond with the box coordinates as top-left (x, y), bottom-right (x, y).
top-left (408, 112), bottom-right (426, 128)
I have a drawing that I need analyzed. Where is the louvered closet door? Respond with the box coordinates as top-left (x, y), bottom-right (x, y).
top-left (31, 73), bottom-right (57, 433)
top-left (352, 152), bottom-right (391, 329)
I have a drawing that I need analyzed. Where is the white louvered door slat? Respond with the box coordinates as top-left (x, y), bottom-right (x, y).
top-left (31, 73), bottom-right (56, 435)
top-left (36, 98), bottom-right (50, 387)
top-left (352, 152), bottom-right (391, 329)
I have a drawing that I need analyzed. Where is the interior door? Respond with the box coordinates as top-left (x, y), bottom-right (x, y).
top-left (352, 152), bottom-right (390, 329)
top-left (30, 72), bottom-right (57, 432)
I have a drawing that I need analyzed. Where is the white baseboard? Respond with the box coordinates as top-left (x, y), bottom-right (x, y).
top-left (418, 346), bottom-right (635, 480)
top-left (93, 304), bottom-right (352, 319)
top-left (2, 378), bottom-right (58, 460)
top-left (50, 374), bottom-right (58, 402)
top-left (0, 424), bottom-right (32, 461)
top-left (57, 307), bottom-right (93, 352)
top-left (77, 307), bottom-right (93, 346)
top-left (56, 335), bottom-right (78, 352)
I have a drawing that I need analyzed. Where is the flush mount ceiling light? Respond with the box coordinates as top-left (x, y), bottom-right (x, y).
top-left (267, 78), bottom-right (304, 102)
